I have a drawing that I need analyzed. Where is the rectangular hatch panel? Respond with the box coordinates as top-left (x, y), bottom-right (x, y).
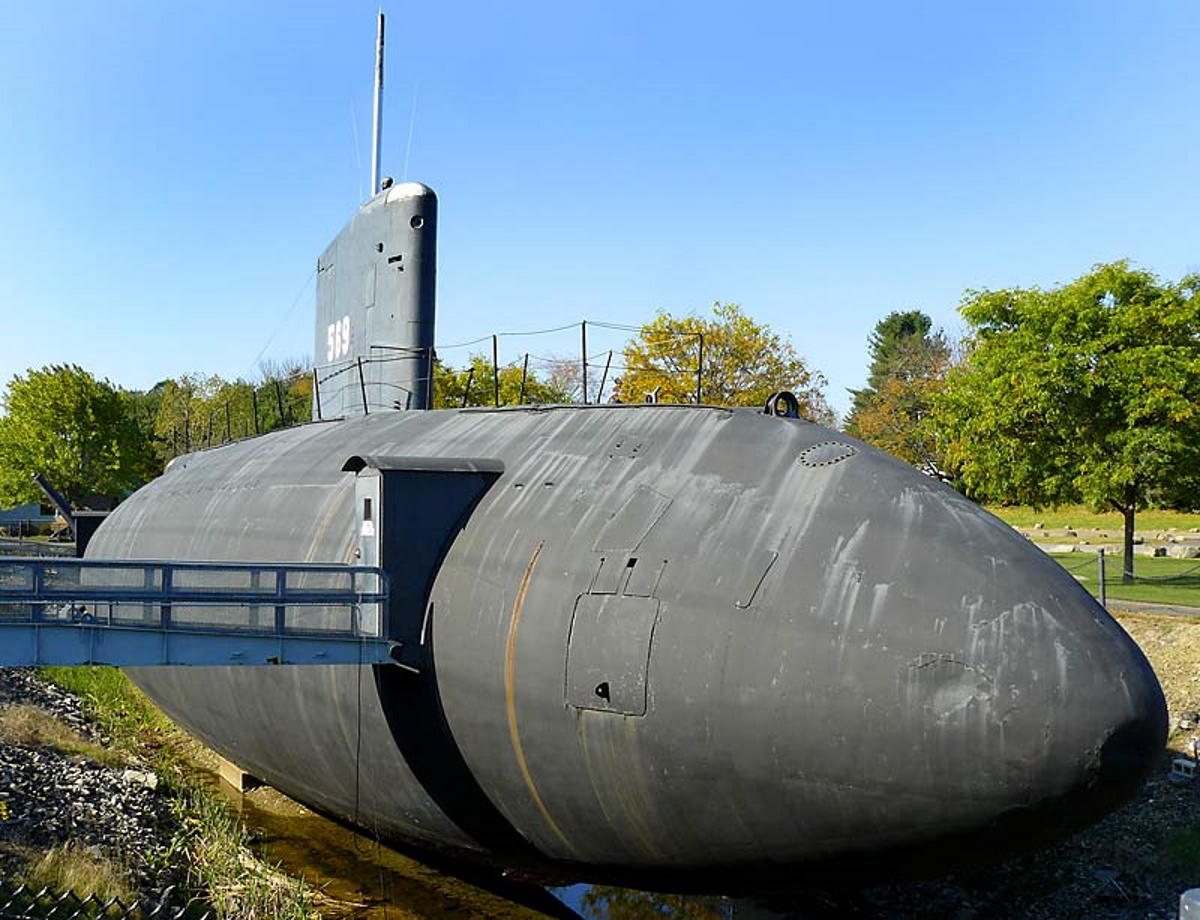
top-left (566, 594), bottom-right (659, 716)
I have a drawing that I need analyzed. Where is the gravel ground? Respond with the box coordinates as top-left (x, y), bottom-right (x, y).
top-left (0, 668), bottom-right (191, 911)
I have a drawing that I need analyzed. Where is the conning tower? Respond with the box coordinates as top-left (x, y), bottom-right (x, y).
top-left (314, 181), bottom-right (438, 416)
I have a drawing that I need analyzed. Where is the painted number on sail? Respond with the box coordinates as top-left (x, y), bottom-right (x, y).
top-left (327, 315), bottom-right (351, 362)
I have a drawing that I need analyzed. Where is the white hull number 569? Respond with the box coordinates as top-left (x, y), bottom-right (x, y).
top-left (327, 315), bottom-right (351, 362)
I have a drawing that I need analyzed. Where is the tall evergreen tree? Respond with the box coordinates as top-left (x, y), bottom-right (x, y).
top-left (845, 311), bottom-right (951, 475)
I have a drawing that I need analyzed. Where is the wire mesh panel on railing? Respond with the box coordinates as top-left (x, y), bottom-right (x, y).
top-left (0, 880), bottom-right (213, 920)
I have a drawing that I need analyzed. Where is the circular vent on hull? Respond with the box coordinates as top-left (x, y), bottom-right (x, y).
top-left (798, 441), bottom-right (858, 467)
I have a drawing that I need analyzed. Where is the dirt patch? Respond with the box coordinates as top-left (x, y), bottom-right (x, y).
top-left (1116, 611), bottom-right (1200, 756)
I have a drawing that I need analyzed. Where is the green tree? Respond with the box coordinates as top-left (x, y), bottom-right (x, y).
top-left (0, 364), bottom-right (153, 507)
top-left (845, 310), bottom-right (952, 475)
top-left (153, 373), bottom-right (230, 455)
top-left (153, 367), bottom-right (312, 460)
top-left (932, 261), bottom-right (1200, 581)
top-left (433, 354), bottom-right (571, 408)
top-left (614, 302), bottom-right (835, 423)
top-left (122, 381), bottom-right (170, 482)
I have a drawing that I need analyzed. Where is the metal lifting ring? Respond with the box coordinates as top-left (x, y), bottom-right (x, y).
top-left (764, 391), bottom-right (800, 419)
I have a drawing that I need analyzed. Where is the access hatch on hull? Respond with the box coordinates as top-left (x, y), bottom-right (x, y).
top-left (341, 454), bottom-right (504, 667)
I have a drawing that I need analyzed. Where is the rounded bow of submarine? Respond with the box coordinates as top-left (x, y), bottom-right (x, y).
top-left (752, 445), bottom-right (1170, 874)
top-left (551, 434), bottom-right (1172, 882)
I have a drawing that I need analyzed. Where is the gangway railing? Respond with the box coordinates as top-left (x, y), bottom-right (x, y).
top-left (0, 558), bottom-right (395, 667)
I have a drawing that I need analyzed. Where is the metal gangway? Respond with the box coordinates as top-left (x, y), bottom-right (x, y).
top-left (0, 557), bottom-right (395, 667)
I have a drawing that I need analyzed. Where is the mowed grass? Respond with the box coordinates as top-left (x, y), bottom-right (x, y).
top-left (983, 506), bottom-right (1200, 607)
top-left (1049, 553), bottom-right (1200, 607)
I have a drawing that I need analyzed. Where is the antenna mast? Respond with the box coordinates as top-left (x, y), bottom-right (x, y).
top-left (370, 11), bottom-right (385, 196)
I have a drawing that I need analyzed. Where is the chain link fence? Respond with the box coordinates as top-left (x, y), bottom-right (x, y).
top-left (0, 881), bottom-right (211, 920)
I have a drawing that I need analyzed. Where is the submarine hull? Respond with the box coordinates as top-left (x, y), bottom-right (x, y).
top-left (87, 403), bottom-right (1168, 888)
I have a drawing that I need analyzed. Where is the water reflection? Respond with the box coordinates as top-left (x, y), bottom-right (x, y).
top-left (552, 885), bottom-right (733, 919)
top-left (207, 771), bottom-right (578, 919)
top-left (208, 768), bottom-right (795, 919)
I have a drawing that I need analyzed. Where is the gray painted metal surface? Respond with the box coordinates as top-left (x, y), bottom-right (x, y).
top-left (0, 558), bottom-right (391, 666)
top-left (313, 182), bottom-right (437, 416)
top-left (87, 403), bottom-right (1168, 888)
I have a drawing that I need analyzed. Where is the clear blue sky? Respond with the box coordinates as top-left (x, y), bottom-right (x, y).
top-left (2, 1), bottom-right (1197, 418)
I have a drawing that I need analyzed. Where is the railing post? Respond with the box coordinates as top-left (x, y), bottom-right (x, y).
top-left (143, 565), bottom-right (156, 625)
top-left (29, 560), bottom-right (43, 623)
top-left (161, 565), bottom-right (172, 629)
top-left (249, 568), bottom-right (262, 629)
top-left (1097, 548), bottom-right (1107, 610)
top-left (275, 567), bottom-right (287, 636)
top-left (357, 357), bottom-right (369, 415)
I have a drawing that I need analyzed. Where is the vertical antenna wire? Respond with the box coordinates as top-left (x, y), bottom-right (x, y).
top-left (403, 91), bottom-right (418, 182)
top-left (350, 101), bottom-right (363, 203)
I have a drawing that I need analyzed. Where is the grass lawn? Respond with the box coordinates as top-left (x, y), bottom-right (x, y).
top-left (1048, 552), bottom-right (1200, 608)
top-left (982, 505), bottom-right (1200, 606)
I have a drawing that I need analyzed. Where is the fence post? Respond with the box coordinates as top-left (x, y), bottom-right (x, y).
top-left (490, 335), bottom-right (499, 407)
top-left (581, 321), bottom-right (588, 404)
top-left (274, 379), bottom-right (287, 427)
top-left (1097, 548), bottom-right (1107, 610)
top-left (597, 350), bottom-right (613, 403)
top-left (461, 367), bottom-right (474, 408)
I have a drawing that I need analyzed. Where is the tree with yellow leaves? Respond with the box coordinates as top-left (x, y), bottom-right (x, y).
top-left (613, 303), bottom-right (834, 423)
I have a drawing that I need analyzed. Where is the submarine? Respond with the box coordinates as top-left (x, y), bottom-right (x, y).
top-left (87, 180), bottom-right (1168, 891)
